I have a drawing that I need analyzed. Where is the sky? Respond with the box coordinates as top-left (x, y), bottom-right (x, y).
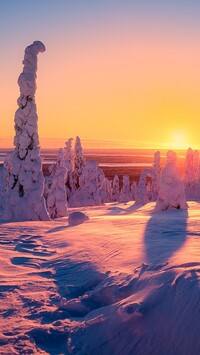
top-left (1, 0), bottom-right (200, 149)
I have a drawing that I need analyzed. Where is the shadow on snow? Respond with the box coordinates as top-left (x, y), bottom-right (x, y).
top-left (144, 209), bottom-right (188, 265)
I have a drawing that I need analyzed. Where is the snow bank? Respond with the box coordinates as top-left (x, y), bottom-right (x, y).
top-left (68, 211), bottom-right (89, 226)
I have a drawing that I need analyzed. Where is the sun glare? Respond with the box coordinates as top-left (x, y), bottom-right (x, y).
top-left (170, 131), bottom-right (188, 149)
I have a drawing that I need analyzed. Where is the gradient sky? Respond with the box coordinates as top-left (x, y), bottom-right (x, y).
top-left (1, 0), bottom-right (200, 149)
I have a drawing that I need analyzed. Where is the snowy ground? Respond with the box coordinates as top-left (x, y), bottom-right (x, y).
top-left (0, 201), bottom-right (200, 354)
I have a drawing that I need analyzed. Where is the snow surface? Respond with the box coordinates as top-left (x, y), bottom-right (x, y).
top-left (0, 201), bottom-right (200, 354)
top-left (68, 211), bottom-right (89, 226)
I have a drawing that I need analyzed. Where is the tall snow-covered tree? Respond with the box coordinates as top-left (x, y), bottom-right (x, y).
top-left (64, 138), bottom-right (74, 195)
top-left (151, 150), bottom-right (161, 201)
top-left (64, 138), bottom-right (73, 172)
top-left (120, 175), bottom-right (131, 203)
top-left (2, 41), bottom-right (49, 221)
top-left (155, 150), bottom-right (188, 211)
top-left (111, 175), bottom-right (120, 202)
top-left (73, 136), bottom-right (86, 189)
top-left (46, 148), bottom-right (68, 218)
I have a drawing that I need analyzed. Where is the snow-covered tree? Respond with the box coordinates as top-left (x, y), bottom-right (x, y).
top-left (101, 177), bottom-right (112, 203)
top-left (111, 175), bottom-right (120, 202)
top-left (155, 150), bottom-right (188, 211)
top-left (131, 181), bottom-right (137, 201)
top-left (184, 148), bottom-right (194, 199)
top-left (69, 160), bottom-right (104, 207)
top-left (46, 148), bottom-right (68, 218)
top-left (135, 170), bottom-right (150, 205)
top-left (193, 150), bottom-right (200, 200)
top-left (64, 138), bottom-right (74, 196)
top-left (151, 150), bottom-right (161, 201)
top-left (0, 166), bottom-right (5, 215)
top-left (64, 138), bottom-right (73, 172)
top-left (73, 136), bottom-right (85, 189)
top-left (193, 150), bottom-right (200, 183)
top-left (120, 175), bottom-right (131, 203)
top-left (2, 41), bottom-right (49, 221)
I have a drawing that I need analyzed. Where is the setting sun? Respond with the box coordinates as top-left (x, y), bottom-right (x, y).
top-left (170, 131), bottom-right (188, 150)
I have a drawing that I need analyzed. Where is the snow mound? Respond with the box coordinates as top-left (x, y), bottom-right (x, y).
top-left (68, 211), bottom-right (89, 226)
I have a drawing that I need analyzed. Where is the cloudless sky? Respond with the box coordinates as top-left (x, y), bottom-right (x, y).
top-left (1, 0), bottom-right (200, 149)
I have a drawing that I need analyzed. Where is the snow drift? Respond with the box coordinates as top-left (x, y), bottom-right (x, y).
top-left (0, 201), bottom-right (200, 354)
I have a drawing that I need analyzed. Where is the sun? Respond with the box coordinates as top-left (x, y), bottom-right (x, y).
top-left (170, 131), bottom-right (188, 149)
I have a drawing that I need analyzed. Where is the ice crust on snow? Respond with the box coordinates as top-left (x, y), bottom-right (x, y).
top-left (2, 41), bottom-right (49, 221)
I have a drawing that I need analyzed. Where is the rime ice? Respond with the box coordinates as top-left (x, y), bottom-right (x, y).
top-left (2, 41), bottom-right (49, 221)
top-left (155, 150), bottom-right (188, 211)
top-left (46, 148), bottom-right (68, 218)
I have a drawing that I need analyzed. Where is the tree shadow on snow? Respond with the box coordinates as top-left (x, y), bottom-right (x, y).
top-left (144, 209), bottom-right (188, 265)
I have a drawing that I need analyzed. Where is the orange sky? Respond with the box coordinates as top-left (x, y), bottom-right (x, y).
top-left (1, 1), bottom-right (200, 149)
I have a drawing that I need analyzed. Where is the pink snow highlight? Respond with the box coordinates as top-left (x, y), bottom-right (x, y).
top-left (2, 41), bottom-right (49, 221)
top-left (0, 201), bottom-right (200, 354)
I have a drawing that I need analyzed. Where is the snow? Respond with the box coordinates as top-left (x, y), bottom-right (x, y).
top-left (111, 174), bottom-right (120, 202)
top-left (120, 175), bottom-right (131, 202)
top-left (2, 41), bottom-right (49, 221)
top-left (0, 201), bottom-right (200, 354)
top-left (69, 160), bottom-right (105, 207)
top-left (46, 148), bottom-right (68, 218)
top-left (155, 151), bottom-right (188, 211)
top-left (135, 169), bottom-right (151, 205)
top-left (68, 211), bottom-right (89, 226)
top-left (151, 150), bottom-right (161, 201)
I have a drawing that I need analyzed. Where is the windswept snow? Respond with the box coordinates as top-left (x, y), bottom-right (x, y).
top-left (0, 201), bottom-right (200, 354)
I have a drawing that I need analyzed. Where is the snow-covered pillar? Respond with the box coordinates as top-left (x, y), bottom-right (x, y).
top-left (3, 41), bottom-right (50, 221)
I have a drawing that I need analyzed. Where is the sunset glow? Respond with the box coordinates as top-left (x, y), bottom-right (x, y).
top-left (170, 131), bottom-right (188, 150)
top-left (1, 1), bottom-right (200, 149)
